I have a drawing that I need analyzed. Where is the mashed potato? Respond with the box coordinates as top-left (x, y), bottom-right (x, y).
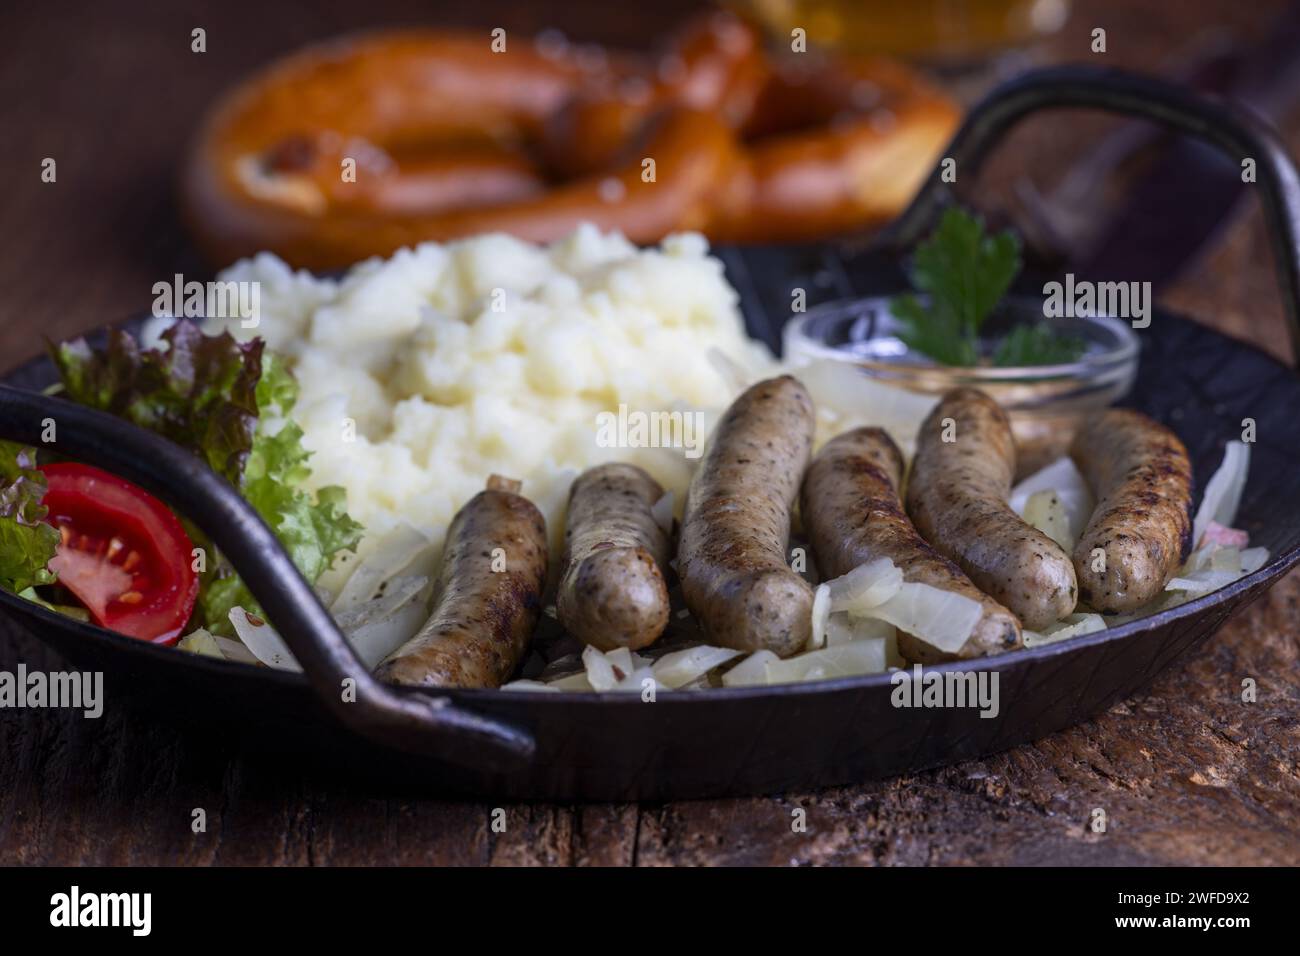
top-left (205, 225), bottom-right (775, 570)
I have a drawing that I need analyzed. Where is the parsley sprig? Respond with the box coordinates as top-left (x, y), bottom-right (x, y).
top-left (890, 208), bottom-right (1085, 367)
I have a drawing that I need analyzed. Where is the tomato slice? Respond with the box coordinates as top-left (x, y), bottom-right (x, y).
top-left (39, 463), bottom-right (199, 644)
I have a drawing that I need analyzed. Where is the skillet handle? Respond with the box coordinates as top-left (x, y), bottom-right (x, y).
top-left (881, 65), bottom-right (1300, 366)
top-left (0, 385), bottom-right (535, 773)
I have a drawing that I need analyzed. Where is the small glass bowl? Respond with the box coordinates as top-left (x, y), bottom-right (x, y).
top-left (783, 295), bottom-right (1140, 474)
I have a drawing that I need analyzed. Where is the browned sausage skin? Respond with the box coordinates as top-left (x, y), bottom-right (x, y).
top-left (375, 476), bottom-right (548, 688)
top-left (905, 388), bottom-right (1077, 632)
top-left (1070, 409), bottom-right (1193, 613)
top-left (802, 426), bottom-right (1022, 662)
top-left (557, 463), bottom-right (672, 651)
top-left (678, 375), bottom-right (815, 657)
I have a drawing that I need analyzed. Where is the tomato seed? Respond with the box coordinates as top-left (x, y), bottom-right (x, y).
top-left (117, 590), bottom-right (143, 605)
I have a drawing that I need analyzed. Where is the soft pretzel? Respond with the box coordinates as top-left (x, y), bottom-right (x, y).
top-left (713, 55), bottom-right (962, 242)
top-left (182, 13), bottom-right (958, 269)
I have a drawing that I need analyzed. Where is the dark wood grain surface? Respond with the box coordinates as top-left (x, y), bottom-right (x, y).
top-left (2, 0), bottom-right (1299, 865)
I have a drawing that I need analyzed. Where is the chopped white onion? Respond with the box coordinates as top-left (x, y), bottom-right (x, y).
top-left (1156, 592), bottom-right (1195, 612)
top-left (230, 607), bottom-right (301, 671)
top-left (213, 636), bottom-right (259, 664)
top-left (1192, 441), bottom-right (1250, 548)
top-left (652, 645), bottom-right (742, 688)
top-left (1182, 545), bottom-right (1216, 573)
top-left (335, 574), bottom-right (432, 669)
top-left (809, 583), bottom-right (831, 650)
top-left (545, 671), bottom-right (594, 691)
top-left (1167, 541), bottom-right (1270, 597)
top-left (1166, 570), bottom-right (1241, 596)
top-left (825, 611), bottom-right (856, 647)
top-left (868, 582), bottom-right (983, 654)
top-left (825, 557), bottom-right (903, 613)
top-left (331, 523), bottom-right (436, 614)
top-left (792, 358), bottom-right (938, 455)
top-left (1210, 546), bottom-right (1242, 572)
top-left (1009, 456), bottom-right (1094, 544)
top-left (1168, 546), bottom-right (1248, 595)
top-left (614, 666), bottom-right (661, 694)
top-left (813, 557), bottom-right (979, 655)
top-left (722, 650), bottom-right (779, 687)
top-left (500, 680), bottom-right (560, 693)
top-left (1023, 488), bottom-right (1074, 551)
top-left (1240, 547), bottom-right (1269, 574)
top-left (765, 639), bottom-right (889, 684)
top-left (605, 647), bottom-right (635, 675)
top-left (177, 629), bottom-right (223, 659)
top-left (825, 614), bottom-right (895, 646)
top-left (1024, 612), bottom-right (1106, 647)
top-left (582, 645), bottom-right (621, 690)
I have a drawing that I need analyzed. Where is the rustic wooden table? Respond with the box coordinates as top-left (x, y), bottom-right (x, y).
top-left (2, 0), bottom-right (1298, 865)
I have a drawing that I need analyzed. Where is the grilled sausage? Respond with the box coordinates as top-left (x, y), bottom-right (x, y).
top-left (1070, 409), bottom-right (1193, 613)
top-left (375, 476), bottom-right (547, 688)
top-left (905, 388), bottom-right (1077, 631)
top-left (802, 426), bottom-right (1022, 662)
top-left (678, 375), bottom-right (815, 657)
top-left (557, 463), bottom-right (672, 651)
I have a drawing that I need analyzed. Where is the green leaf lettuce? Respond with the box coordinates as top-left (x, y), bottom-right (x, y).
top-left (49, 322), bottom-right (362, 634)
top-left (0, 441), bottom-right (61, 594)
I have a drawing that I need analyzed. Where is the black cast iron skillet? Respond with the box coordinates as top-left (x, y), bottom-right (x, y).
top-left (2, 67), bottom-right (1299, 800)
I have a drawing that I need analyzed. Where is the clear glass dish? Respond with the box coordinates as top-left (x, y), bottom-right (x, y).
top-left (783, 295), bottom-right (1141, 475)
